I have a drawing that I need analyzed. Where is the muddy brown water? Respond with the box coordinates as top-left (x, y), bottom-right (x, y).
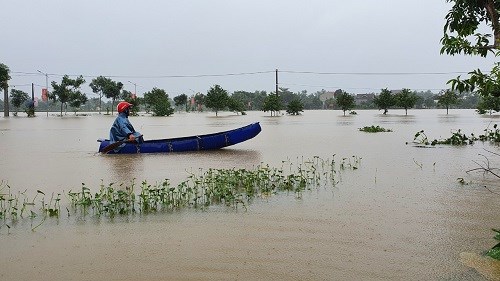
top-left (1, 109), bottom-right (500, 280)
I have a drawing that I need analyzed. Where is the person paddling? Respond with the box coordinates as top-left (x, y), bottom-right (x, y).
top-left (110, 101), bottom-right (143, 148)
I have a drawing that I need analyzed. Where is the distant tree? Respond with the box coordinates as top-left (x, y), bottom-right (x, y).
top-left (173, 94), bottom-right (188, 112)
top-left (68, 91), bottom-right (88, 114)
top-left (437, 89), bottom-right (459, 114)
top-left (194, 93), bottom-right (205, 111)
top-left (205, 85), bottom-right (229, 116)
top-left (10, 89), bottom-right (29, 116)
top-left (121, 90), bottom-right (141, 116)
top-left (286, 98), bottom-right (304, 115)
top-left (227, 96), bottom-right (246, 115)
top-left (262, 93), bottom-right (282, 116)
top-left (50, 75), bottom-right (86, 116)
top-left (103, 80), bottom-right (123, 115)
top-left (394, 88), bottom-right (419, 115)
top-left (373, 88), bottom-right (394, 114)
top-left (336, 91), bottom-right (355, 116)
top-left (143, 87), bottom-right (174, 116)
top-left (89, 76), bottom-right (111, 114)
top-left (477, 95), bottom-right (500, 115)
top-left (0, 63), bottom-right (11, 116)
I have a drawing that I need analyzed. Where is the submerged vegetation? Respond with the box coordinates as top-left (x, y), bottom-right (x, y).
top-left (359, 125), bottom-right (392, 133)
top-left (413, 124), bottom-right (500, 146)
top-left (0, 156), bottom-right (361, 233)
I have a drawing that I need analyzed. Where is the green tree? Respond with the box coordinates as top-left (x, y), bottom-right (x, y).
top-left (477, 95), bottom-right (500, 114)
top-left (143, 87), bottom-right (174, 116)
top-left (103, 80), bottom-right (123, 115)
top-left (68, 91), bottom-right (88, 114)
top-left (205, 85), bottom-right (229, 116)
top-left (173, 94), bottom-right (188, 112)
top-left (373, 88), bottom-right (395, 114)
top-left (437, 89), bottom-right (459, 114)
top-left (50, 75), bottom-right (86, 116)
top-left (227, 96), bottom-right (246, 115)
top-left (394, 89), bottom-right (419, 115)
top-left (286, 98), bottom-right (304, 115)
top-left (0, 63), bottom-right (11, 117)
top-left (10, 89), bottom-right (30, 116)
top-left (89, 76), bottom-right (112, 114)
top-left (336, 91), bottom-right (355, 116)
top-left (262, 93), bottom-right (282, 116)
top-left (442, 1), bottom-right (500, 110)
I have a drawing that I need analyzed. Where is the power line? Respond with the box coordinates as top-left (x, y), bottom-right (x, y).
top-left (280, 70), bottom-right (474, 75)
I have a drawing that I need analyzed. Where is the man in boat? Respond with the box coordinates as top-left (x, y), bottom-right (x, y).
top-left (110, 101), bottom-right (143, 147)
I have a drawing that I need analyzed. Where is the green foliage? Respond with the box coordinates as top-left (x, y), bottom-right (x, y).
top-left (437, 89), bottom-right (459, 114)
top-left (9, 89), bottom-right (30, 115)
top-left (335, 91), bottom-right (355, 116)
top-left (227, 96), bottom-right (246, 114)
top-left (143, 87), bottom-right (174, 116)
top-left (476, 94), bottom-right (500, 114)
top-left (359, 125), bottom-right (392, 133)
top-left (441, 0), bottom-right (500, 57)
top-left (205, 84), bottom-right (229, 116)
top-left (486, 229), bottom-right (500, 260)
top-left (173, 94), bottom-right (188, 112)
top-left (286, 98), bottom-right (304, 115)
top-left (394, 88), bottom-right (419, 115)
top-left (413, 124), bottom-right (500, 146)
top-left (1, 156), bottom-right (362, 231)
top-left (373, 88), bottom-right (395, 114)
top-left (262, 94), bottom-right (282, 116)
top-left (50, 75), bottom-right (86, 116)
top-left (0, 63), bottom-right (10, 90)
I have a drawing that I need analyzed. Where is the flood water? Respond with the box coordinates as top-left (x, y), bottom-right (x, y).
top-left (1, 109), bottom-right (500, 280)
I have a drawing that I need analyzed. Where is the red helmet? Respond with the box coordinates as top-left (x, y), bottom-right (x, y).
top-left (117, 101), bottom-right (132, 113)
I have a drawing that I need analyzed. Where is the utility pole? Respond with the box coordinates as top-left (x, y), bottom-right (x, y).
top-left (37, 70), bottom-right (49, 117)
top-left (128, 81), bottom-right (137, 98)
top-left (275, 69), bottom-right (279, 96)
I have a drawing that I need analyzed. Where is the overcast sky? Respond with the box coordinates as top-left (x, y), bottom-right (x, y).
top-left (1, 0), bottom-right (496, 99)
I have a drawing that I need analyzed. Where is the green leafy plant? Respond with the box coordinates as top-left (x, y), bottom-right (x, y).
top-left (359, 125), bottom-right (392, 133)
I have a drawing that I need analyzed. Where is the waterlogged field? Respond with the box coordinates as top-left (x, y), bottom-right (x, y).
top-left (0, 109), bottom-right (500, 280)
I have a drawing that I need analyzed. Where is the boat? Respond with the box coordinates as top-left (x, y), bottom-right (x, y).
top-left (98, 122), bottom-right (262, 154)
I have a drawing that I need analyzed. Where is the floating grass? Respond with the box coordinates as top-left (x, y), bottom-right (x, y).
top-left (1, 155), bottom-right (361, 232)
top-left (413, 124), bottom-right (500, 146)
top-left (359, 125), bottom-right (392, 133)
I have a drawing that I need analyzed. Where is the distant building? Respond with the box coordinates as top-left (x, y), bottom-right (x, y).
top-left (355, 93), bottom-right (375, 105)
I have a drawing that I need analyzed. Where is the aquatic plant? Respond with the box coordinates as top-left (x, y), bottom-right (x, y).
top-left (486, 229), bottom-right (500, 261)
top-left (359, 125), bottom-right (392, 133)
top-left (0, 156), bottom-right (361, 232)
top-left (413, 124), bottom-right (500, 146)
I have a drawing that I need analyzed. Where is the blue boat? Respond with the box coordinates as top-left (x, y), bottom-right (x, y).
top-left (98, 122), bottom-right (261, 154)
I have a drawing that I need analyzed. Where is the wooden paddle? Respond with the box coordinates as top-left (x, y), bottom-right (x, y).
top-left (100, 135), bottom-right (142, 154)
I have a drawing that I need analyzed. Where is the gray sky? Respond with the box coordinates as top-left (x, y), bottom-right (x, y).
top-left (1, 0), bottom-right (496, 99)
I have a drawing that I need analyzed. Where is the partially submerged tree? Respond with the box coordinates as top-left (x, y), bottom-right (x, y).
top-left (205, 84), bottom-right (229, 116)
top-left (173, 94), bottom-right (188, 112)
top-left (103, 80), bottom-right (123, 115)
top-left (335, 91), bottom-right (355, 116)
top-left (286, 98), bottom-right (304, 115)
top-left (394, 88), bottom-right (419, 115)
top-left (89, 76), bottom-right (111, 114)
top-left (10, 89), bottom-right (30, 116)
top-left (143, 87), bottom-right (173, 116)
top-left (50, 75), bottom-right (86, 116)
top-left (437, 89), bottom-right (459, 114)
top-left (262, 93), bottom-right (282, 116)
top-left (227, 96), bottom-right (246, 115)
top-left (0, 63), bottom-right (11, 117)
top-left (373, 88), bottom-right (394, 114)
